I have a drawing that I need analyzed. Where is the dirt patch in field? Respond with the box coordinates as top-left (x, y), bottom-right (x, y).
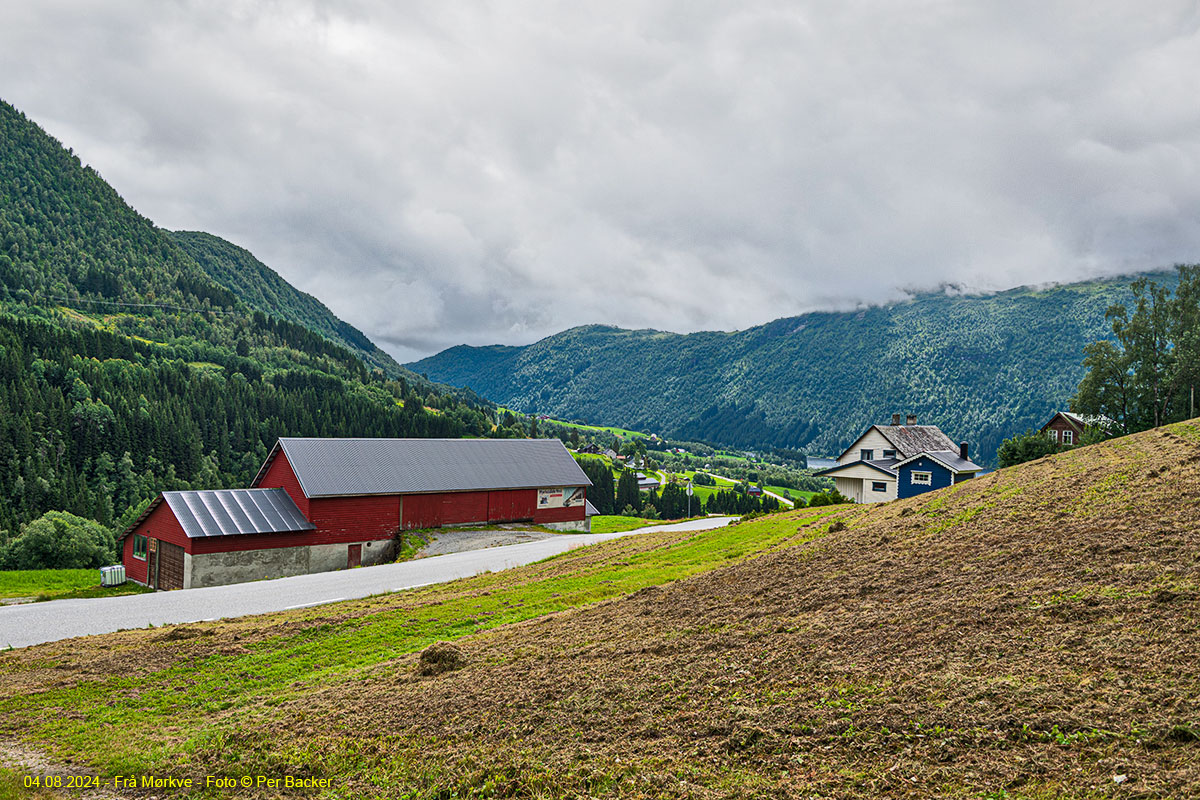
top-left (0, 742), bottom-right (122, 799)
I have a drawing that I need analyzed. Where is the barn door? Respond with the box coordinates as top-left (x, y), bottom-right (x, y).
top-left (147, 538), bottom-right (158, 589)
top-left (158, 542), bottom-right (185, 590)
top-left (347, 544), bottom-right (362, 568)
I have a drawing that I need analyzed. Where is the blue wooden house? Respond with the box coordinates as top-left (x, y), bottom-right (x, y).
top-left (894, 450), bottom-right (980, 499)
top-left (814, 413), bottom-right (982, 503)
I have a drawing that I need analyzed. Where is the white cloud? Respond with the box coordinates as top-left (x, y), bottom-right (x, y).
top-left (3, 1), bottom-right (1200, 359)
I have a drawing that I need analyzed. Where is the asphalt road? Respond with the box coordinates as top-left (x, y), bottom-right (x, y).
top-left (0, 516), bottom-right (735, 649)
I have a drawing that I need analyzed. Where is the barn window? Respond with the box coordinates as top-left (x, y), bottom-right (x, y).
top-left (133, 534), bottom-right (147, 560)
top-left (1062, 430), bottom-right (1074, 445)
top-left (871, 481), bottom-right (887, 492)
top-left (1047, 429), bottom-right (1058, 442)
top-left (881, 449), bottom-right (896, 459)
top-left (911, 471), bottom-right (932, 486)
top-left (860, 449), bottom-right (874, 461)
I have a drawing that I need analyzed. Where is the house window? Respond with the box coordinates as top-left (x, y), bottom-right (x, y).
top-left (1062, 430), bottom-right (1074, 445)
top-left (133, 534), bottom-right (147, 560)
top-left (860, 449), bottom-right (874, 461)
top-left (881, 449), bottom-right (896, 459)
top-left (871, 481), bottom-right (887, 492)
top-left (1047, 429), bottom-right (1058, 442)
top-left (911, 471), bottom-right (932, 486)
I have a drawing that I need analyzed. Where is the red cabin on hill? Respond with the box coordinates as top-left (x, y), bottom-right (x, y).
top-left (120, 437), bottom-right (591, 590)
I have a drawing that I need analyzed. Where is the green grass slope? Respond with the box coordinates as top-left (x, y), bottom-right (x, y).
top-left (411, 274), bottom-right (1174, 462)
top-left (169, 230), bottom-right (415, 380)
top-left (2, 423), bottom-right (1198, 797)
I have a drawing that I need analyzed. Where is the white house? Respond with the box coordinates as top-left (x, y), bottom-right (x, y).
top-left (814, 414), bottom-right (981, 503)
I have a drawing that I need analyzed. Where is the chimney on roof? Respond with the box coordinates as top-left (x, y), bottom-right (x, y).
top-left (906, 414), bottom-right (917, 425)
top-left (960, 441), bottom-right (969, 461)
top-left (891, 413), bottom-right (901, 426)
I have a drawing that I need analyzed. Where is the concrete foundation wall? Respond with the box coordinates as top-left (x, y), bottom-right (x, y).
top-left (360, 539), bottom-right (394, 566)
top-left (543, 519), bottom-right (590, 532)
top-left (188, 539), bottom-right (395, 588)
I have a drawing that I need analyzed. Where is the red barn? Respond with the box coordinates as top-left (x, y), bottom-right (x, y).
top-left (120, 437), bottom-right (591, 589)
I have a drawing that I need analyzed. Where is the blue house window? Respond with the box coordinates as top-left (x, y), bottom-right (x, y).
top-left (911, 471), bottom-right (932, 486)
top-left (860, 449), bottom-right (874, 461)
top-left (871, 481), bottom-right (887, 492)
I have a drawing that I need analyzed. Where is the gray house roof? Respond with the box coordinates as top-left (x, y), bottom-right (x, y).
top-left (874, 425), bottom-right (959, 458)
top-left (120, 488), bottom-right (315, 542)
top-left (894, 450), bottom-right (982, 474)
top-left (256, 437), bottom-right (592, 499)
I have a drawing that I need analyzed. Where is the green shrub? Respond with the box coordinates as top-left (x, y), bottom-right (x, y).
top-left (997, 429), bottom-right (1063, 467)
top-left (0, 511), bottom-right (116, 570)
top-left (808, 489), bottom-right (851, 507)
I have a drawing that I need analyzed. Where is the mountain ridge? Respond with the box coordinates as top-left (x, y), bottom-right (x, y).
top-left (411, 270), bottom-right (1176, 461)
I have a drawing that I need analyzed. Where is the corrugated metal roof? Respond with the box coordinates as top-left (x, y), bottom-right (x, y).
top-left (162, 488), bottom-right (315, 539)
top-left (876, 425), bottom-right (959, 458)
top-left (276, 437), bottom-right (592, 498)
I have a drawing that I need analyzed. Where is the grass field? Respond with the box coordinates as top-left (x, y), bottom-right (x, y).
top-left (763, 484), bottom-right (818, 502)
top-left (502, 408), bottom-right (647, 439)
top-left (0, 569), bottom-right (151, 602)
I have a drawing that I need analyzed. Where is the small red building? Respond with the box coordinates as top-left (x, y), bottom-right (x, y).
top-left (1039, 411), bottom-right (1109, 446)
top-left (120, 437), bottom-right (591, 589)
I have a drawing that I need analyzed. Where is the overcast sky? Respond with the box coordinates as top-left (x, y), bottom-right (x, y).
top-left (4, 2), bottom-right (1200, 361)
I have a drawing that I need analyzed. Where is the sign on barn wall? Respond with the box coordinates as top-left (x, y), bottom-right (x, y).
top-left (538, 487), bottom-right (585, 508)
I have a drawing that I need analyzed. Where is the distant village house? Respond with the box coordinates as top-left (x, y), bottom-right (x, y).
top-left (1039, 411), bottom-right (1109, 446)
top-left (637, 472), bottom-right (661, 493)
top-left (814, 413), bottom-right (981, 503)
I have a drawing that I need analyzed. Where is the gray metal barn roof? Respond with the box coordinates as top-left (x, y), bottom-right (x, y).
top-left (263, 437), bottom-right (592, 498)
top-left (162, 488), bottom-right (315, 538)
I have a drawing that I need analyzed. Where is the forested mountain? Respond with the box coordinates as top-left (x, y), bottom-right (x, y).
top-left (169, 230), bottom-right (410, 378)
top-left (411, 274), bottom-right (1174, 463)
top-left (0, 98), bottom-right (492, 542)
